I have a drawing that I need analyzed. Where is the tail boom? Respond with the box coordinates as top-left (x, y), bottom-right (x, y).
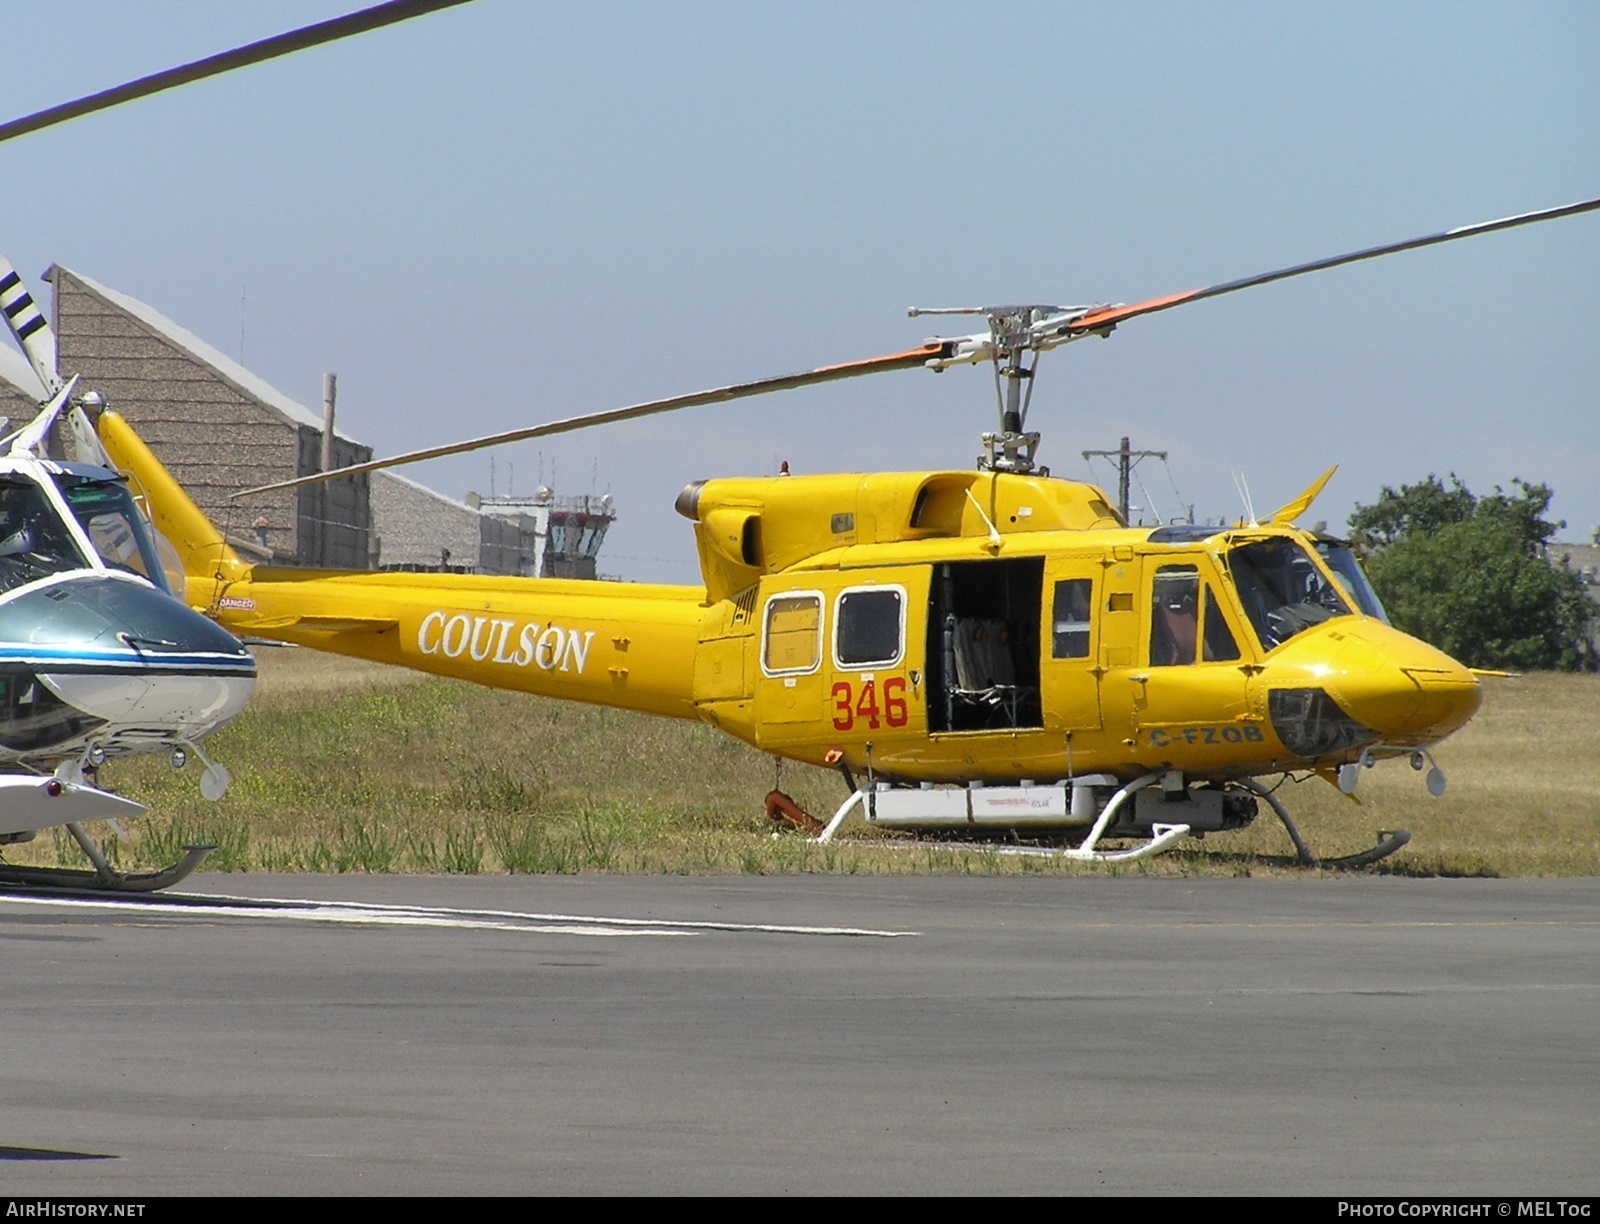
top-left (217, 568), bottom-right (705, 718)
top-left (96, 408), bottom-right (704, 719)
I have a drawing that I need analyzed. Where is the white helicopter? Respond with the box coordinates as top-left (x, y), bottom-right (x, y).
top-left (0, 257), bottom-right (256, 890)
top-left (0, 3), bottom-right (489, 891)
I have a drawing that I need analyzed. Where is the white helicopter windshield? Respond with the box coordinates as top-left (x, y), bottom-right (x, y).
top-left (0, 476), bottom-right (91, 593)
top-left (51, 472), bottom-right (174, 596)
top-left (1227, 537), bottom-right (1353, 650)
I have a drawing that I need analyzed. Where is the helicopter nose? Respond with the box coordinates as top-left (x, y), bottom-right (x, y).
top-left (1315, 622), bottom-right (1481, 743)
top-left (0, 574), bottom-right (255, 736)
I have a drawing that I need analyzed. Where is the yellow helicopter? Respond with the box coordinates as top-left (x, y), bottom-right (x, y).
top-left (7, 2), bottom-right (1589, 868)
top-left (89, 194), bottom-right (1600, 867)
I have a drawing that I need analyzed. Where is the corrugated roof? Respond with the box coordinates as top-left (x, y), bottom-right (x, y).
top-left (49, 265), bottom-right (357, 440)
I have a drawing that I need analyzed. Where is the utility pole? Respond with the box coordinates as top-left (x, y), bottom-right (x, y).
top-left (1081, 436), bottom-right (1167, 524)
top-left (320, 372), bottom-right (337, 567)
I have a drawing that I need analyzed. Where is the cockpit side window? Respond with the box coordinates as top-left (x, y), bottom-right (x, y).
top-left (1227, 537), bottom-right (1352, 651)
top-left (1150, 566), bottom-right (1199, 667)
top-left (0, 478), bottom-right (90, 593)
top-left (1202, 584), bottom-right (1241, 661)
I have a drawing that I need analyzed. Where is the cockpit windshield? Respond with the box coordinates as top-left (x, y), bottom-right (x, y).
top-left (1317, 540), bottom-right (1389, 624)
top-left (51, 472), bottom-right (175, 596)
top-left (0, 476), bottom-right (91, 593)
top-left (1226, 537), bottom-right (1352, 650)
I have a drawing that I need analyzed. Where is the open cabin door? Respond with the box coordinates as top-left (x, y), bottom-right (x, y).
top-left (925, 557), bottom-right (1045, 734)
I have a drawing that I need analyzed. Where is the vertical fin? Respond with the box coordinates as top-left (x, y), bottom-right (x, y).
top-left (95, 409), bottom-right (249, 589)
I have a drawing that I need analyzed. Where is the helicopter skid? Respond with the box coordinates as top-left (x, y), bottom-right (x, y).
top-left (1237, 779), bottom-right (1410, 869)
top-left (1060, 821), bottom-right (1191, 863)
top-left (0, 772), bottom-right (214, 892)
top-left (813, 773), bottom-right (1407, 867)
top-left (0, 833), bottom-right (214, 893)
top-left (813, 776), bottom-right (1194, 863)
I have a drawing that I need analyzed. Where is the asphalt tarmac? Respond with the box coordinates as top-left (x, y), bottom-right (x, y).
top-left (2, 874), bottom-right (1596, 1196)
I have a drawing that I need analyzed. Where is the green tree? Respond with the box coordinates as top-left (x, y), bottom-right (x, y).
top-left (1348, 476), bottom-right (1597, 672)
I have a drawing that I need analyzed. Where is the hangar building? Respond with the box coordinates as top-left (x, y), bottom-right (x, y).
top-left (0, 266), bottom-right (607, 576)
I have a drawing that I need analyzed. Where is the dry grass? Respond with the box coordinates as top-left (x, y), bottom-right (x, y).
top-left (7, 649), bottom-right (1597, 878)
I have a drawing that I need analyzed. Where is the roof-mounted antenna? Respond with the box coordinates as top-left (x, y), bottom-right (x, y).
top-left (1232, 471), bottom-right (1258, 527)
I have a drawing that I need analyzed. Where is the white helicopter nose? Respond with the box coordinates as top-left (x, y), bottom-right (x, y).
top-left (0, 574), bottom-right (255, 738)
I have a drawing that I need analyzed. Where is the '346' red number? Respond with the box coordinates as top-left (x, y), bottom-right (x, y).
top-left (830, 676), bottom-right (908, 731)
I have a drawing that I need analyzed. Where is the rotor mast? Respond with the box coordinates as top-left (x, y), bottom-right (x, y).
top-left (909, 304), bottom-right (1104, 476)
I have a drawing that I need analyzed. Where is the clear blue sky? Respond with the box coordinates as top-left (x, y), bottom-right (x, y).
top-left (4, 1), bottom-right (1597, 582)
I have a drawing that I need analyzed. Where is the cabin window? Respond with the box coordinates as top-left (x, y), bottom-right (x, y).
top-left (834, 586), bottom-right (904, 668)
top-left (762, 592), bottom-right (822, 675)
top-left (1051, 579), bottom-right (1092, 659)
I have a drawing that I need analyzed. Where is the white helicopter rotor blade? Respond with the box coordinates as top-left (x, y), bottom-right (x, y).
top-left (7, 373), bottom-right (79, 457)
top-left (232, 342), bottom-right (953, 499)
top-left (66, 404), bottom-right (115, 468)
top-left (0, 256), bottom-right (62, 396)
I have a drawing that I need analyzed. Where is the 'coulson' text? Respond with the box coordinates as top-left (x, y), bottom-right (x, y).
top-left (417, 611), bottom-right (594, 674)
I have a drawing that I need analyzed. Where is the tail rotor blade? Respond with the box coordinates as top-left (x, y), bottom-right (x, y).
top-left (0, 257), bottom-right (61, 397)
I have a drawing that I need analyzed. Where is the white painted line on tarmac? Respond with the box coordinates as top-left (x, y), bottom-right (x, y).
top-left (220, 891), bottom-right (916, 937)
top-left (0, 889), bottom-right (914, 938)
top-left (0, 891), bottom-right (675, 936)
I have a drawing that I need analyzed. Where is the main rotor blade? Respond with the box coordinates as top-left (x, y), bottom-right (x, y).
top-left (232, 342), bottom-right (954, 499)
top-left (1058, 195), bottom-right (1600, 336)
top-left (0, 0), bottom-right (475, 146)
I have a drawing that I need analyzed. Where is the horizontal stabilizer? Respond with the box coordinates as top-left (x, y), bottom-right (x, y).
top-left (247, 615), bottom-right (399, 634)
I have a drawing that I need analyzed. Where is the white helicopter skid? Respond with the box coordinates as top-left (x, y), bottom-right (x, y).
top-left (812, 772), bottom-right (1197, 864)
top-left (802, 763), bottom-right (1420, 866)
top-left (0, 768), bottom-right (214, 892)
